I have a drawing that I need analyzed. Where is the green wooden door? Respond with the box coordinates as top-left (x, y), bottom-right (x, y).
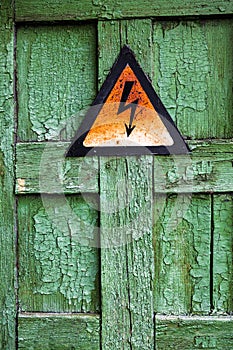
top-left (0, 1), bottom-right (233, 349)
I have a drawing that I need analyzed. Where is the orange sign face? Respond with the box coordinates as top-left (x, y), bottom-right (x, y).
top-left (84, 64), bottom-right (174, 147)
top-left (66, 46), bottom-right (189, 157)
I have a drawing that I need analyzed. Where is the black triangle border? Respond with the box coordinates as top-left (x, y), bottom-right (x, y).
top-left (66, 45), bottom-right (190, 157)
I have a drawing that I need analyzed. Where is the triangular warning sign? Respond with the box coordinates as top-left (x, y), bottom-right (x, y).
top-left (66, 46), bottom-right (189, 157)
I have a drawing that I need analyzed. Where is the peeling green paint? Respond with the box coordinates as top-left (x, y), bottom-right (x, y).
top-left (18, 195), bottom-right (100, 312)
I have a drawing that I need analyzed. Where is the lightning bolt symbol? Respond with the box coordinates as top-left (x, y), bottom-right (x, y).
top-left (117, 81), bottom-right (139, 137)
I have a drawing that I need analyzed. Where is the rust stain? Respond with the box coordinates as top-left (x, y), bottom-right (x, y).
top-left (84, 64), bottom-right (174, 147)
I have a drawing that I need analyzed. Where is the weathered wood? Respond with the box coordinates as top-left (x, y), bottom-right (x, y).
top-left (213, 194), bottom-right (233, 314)
top-left (153, 194), bottom-right (211, 314)
top-left (99, 19), bottom-right (154, 349)
top-left (153, 152), bottom-right (233, 193)
top-left (18, 313), bottom-right (100, 349)
top-left (18, 195), bottom-right (100, 312)
top-left (16, 142), bottom-right (99, 194)
top-left (100, 156), bottom-right (154, 349)
top-left (155, 315), bottom-right (233, 349)
top-left (15, 141), bottom-right (233, 194)
top-left (17, 24), bottom-right (96, 141)
top-left (0, 1), bottom-right (16, 349)
top-left (15, 0), bottom-right (233, 21)
top-left (153, 19), bottom-right (233, 139)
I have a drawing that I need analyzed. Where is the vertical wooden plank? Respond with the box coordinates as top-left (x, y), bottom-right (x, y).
top-left (153, 19), bottom-right (233, 139)
top-left (0, 0), bottom-right (16, 348)
top-left (17, 24), bottom-right (96, 141)
top-left (17, 195), bottom-right (100, 313)
top-left (100, 157), bottom-right (154, 349)
top-left (153, 194), bottom-right (211, 314)
top-left (213, 194), bottom-right (233, 313)
top-left (99, 20), bottom-right (154, 349)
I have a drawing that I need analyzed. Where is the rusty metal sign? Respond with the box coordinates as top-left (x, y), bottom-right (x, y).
top-left (66, 45), bottom-right (189, 157)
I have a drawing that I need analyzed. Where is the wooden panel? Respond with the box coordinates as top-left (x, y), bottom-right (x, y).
top-left (0, 1), bottom-right (16, 348)
top-left (100, 156), bottom-right (154, 349)
top-left (18, 195), bottom-right (100, 312)
top-left (15, 141), bottom-right (233, 194)
top-left (213, 194), bottom-right (233, 313)
top-left (15, 0), bottom-right (233, 21)
top-left (99, 19), bottom-right (154, 349)
top-left (18, 313), bottom-right (100, 349)
top-left (156, 315), bottom-right (233, 349)
top-left (16, 142), bottom-right (99, 194)
top-left (153, 19), bottom-right (233, 139)
top-left (153, 194), bottom-right (211, 314)
top-left (17, 24), bottom-right (96, 141)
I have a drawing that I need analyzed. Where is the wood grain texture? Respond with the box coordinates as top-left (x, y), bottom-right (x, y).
top-left (153, 19), bottom-right (233, 139)
top-left (100, 156), bottom-right (154, 349)
top-left (213, 194), bottom-right (233, 314)
top-left (15, 0), bottom-right (233, 21)
top-left (18, 313), bottom-right (100, 349)
top-left (153, 194), bottom-right (211, 315)
top-left (0, 1), bottom-right (16, 348)
top-left (155, 315), bottom-right (233, 349)
top-left (15, 142), bottom-right (99, 194)
top-left (15, 141), bottom-right (233, 194)
top-left (17, 24), bottom-right (96, 141)
top-left (18, 195), bottom-right (100, 313)
top-left (99, 19), bottom-right (154, 349)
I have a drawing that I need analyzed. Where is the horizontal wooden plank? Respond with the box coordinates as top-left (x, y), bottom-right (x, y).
top-left (18, 313), bottom-right (100, 349)
top-left (16, 142), bottom-right (99, 194)
top-left (16, 141), bottom-right (233, 194)
top-left (154, 141), bottom-right (233, 193)
top-left (15, 0), bottom-right (233, 21)
top-left (156, 315), bottom-right (233, 349)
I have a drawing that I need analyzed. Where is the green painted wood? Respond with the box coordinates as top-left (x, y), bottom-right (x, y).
top-left (100, 157), bottom-right (154, 349)
top-left (99, 19), bottom-right (154, 349)
top-left (15, 0), bottom-right (233, 21)
top-left (213, 194), bottom-right (233, 314)
top-left (18, 313), bottom-right (100, 349)
top-left (17, 195), bottom-right (100, 312)
top-left (153, 194), bottom-right (211, 314)
top-left (0, 1), bottom-right (16, 349)
top-left (155, 315), bottom-right (233, 349)
top-left (15, 142), bottom-right (99, 194)
top-left (153, 152), bottom-right (233, 193)
top-left (15, 141), bottom-right (233, 194)
top-left (17, 24), bottom-right (96, 141)
top-left (153, 19), bottom-right (233, 139)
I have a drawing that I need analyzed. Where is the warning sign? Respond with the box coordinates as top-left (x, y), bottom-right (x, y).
top-left (66, 46), bottom-right (189, 156)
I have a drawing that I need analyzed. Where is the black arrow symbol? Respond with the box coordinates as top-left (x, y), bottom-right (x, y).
top-left (117, 81), bottom-right (139, 137)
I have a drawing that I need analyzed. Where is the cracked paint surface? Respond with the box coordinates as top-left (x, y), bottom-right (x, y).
top-left (18, 195), bottom-right (100, 312)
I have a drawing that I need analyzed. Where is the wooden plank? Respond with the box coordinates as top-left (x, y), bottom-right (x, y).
top-left (156, 315), bottom-right (233, 349)
top-left (213, 194), bottom-right (233, 314)
top-left (18, 195), bottom-right (100, 313)
top-left (17, 23), bottom-right (96, 141)
top-left (16, 142), bottom-right (99, 194)
top-left (153, 194), bottom-right (211, 314)
top-left (153, 19), bottom-right (233, 139)
top-left (18, 313), bottom-right (100, 349)
top-left (153, 152), bottom-right (233, 193)
top-left (16, 141), bottom-right (233, 194)
top-left (0, 1), bottom-right (16, 348)
top-left (99, 19), bottom-right (154, 349)
top-left (15, 0), bottom-right (233, 21)
top-left (100, 156), bottom-right (154, 349)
